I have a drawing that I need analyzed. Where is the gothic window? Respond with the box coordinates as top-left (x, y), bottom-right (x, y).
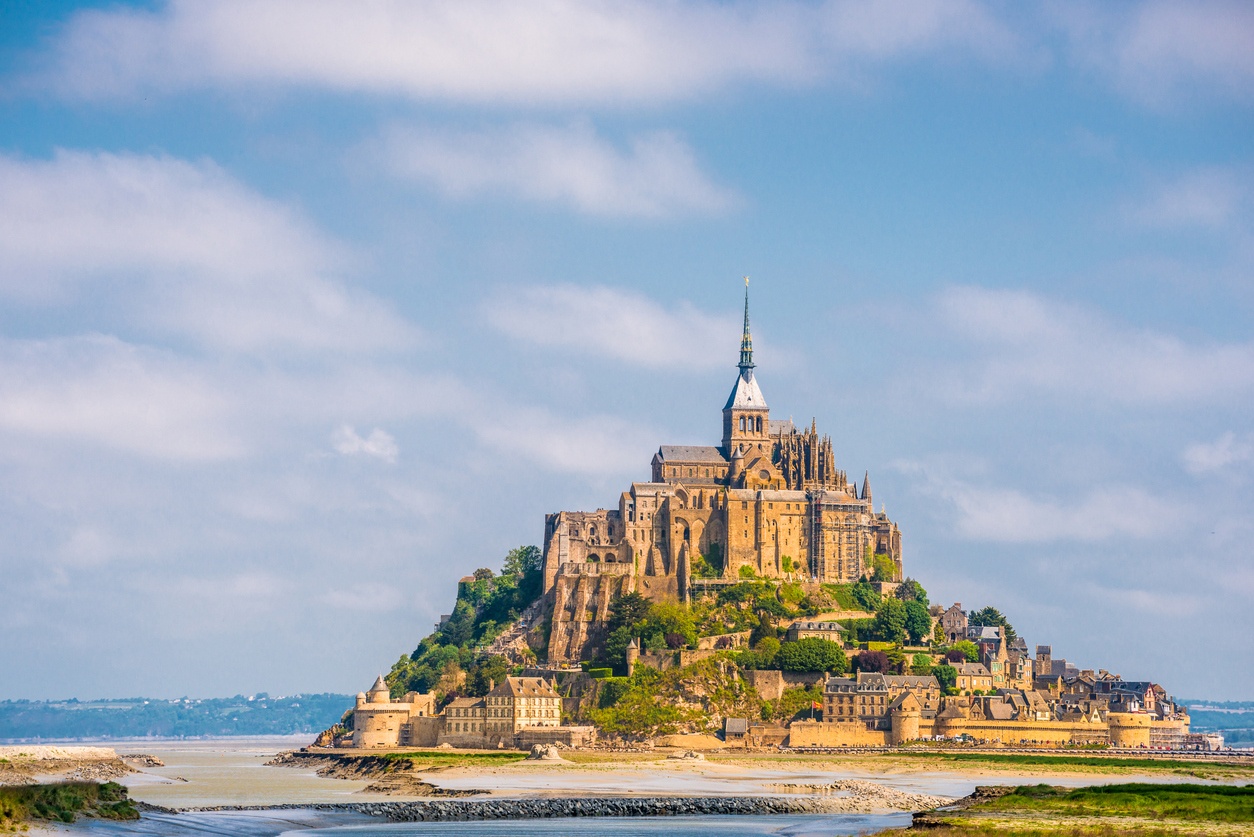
top-left (739, 416), bottom-right (746, 432)
top-left (756, 417), bottom-right (762, 433)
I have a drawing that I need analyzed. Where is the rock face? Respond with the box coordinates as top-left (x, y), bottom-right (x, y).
top-left (546, 570), bottom-right (632, 663)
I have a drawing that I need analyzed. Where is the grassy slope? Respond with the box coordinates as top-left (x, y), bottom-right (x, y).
top-left (900, 783), bottom-right (1254, 836)
top-left (975, 784), bottom-right (1254, 822)
top-left (0, 782), bottom-right (138, 832)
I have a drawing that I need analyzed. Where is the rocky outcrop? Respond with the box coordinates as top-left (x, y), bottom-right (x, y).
top-left (0, 746), bottom-right (137, 785)
top-left (769, 779), bottom-right (955, 811)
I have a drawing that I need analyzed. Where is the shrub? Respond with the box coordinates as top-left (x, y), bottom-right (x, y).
top-left (777, 638), bottom-right (848, 673)
top-left (852, 650), bottom-right (890, 673)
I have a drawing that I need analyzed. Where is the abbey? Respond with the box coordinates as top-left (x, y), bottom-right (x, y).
top-left (542, 289), bottom-right (902, 663)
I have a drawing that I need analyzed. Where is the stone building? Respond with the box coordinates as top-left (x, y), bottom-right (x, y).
top-left (350, 676), bottom-right (437, 748)
top-left (344, 676), bottom-right (577, 750)
top-left (785, 620), bottom-right (845, 642)
top-left (940, 603), bottom-right (967, 645)
top-left (823, 673), bottom-right (940, 727)
top-left (542, 288), bottom-right (903, 663)
top-left (954, 662), bottom-right (993, 694)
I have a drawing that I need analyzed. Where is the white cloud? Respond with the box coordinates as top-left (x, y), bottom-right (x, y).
top-left (0, 335), bottom-right (242, 461)
top-left (1128, 167), bottom-right (1250, 229)
top-left (940, 480), bottom-right (1182, 543)
top-left (35, 0), bottom-right (1021, 105)
top-left (932, 286), bottom-right (1254, 405)
top-left (1055, 1), bottom-right (1254, 107)
top-left (484, 284), bottom-right (737, 368)
top-left (471, 406), bottom-right (655, 477)
top-left (332, 425), bottom-right (399, 464)
top-left (0, 150), bottom-right (418, 355)
top-left (1183, 432), bottom-right (1254, 475)
top-left (376, 122), bottom-right (738, 218)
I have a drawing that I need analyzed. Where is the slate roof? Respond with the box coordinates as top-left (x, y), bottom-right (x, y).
top-left (488, 676), bottom-right (560, 699)
top-left (955, 662), bottom-right (991, 676)
top-left (724, 717), bottom-right (750, 735)
top-left (724, 370), bottom-right (768, 410)
top-left (657, 446), bottom-right (729, 464)
top-left (790, 620), bottom-right (844, 632)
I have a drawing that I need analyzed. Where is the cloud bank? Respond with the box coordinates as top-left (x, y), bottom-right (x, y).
top-left (0, 150), bottom-right (417, 355)
top-left (35, 0), bottom-right (1017, 105)
top-left (376, 122), bottom-right (738, 218)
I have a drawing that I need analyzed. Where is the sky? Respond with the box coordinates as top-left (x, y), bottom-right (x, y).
top-left (1, 1), bottom-right (1252, 702)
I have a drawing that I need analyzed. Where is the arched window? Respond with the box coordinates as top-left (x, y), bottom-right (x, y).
top-left (756, 417), bottom-right (762, 433)
top-left (739, 416), bottom-right (746, 432)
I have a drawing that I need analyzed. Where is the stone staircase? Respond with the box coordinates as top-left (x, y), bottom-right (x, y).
top-left (482, 598), bottom-right (546, 660)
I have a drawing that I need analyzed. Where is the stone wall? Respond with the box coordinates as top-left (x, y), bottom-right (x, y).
top-left (789, 719), bottom-right (890, 747)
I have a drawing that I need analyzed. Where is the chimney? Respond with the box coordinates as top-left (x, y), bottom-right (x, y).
top-left (488, 679), bottom-right (495, 692)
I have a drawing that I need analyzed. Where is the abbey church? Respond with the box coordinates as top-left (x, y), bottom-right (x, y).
top-left (542, 289), bottom-right (903, 663)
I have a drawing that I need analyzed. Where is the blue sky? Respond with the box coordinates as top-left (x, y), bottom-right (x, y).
top-left (1, 1), bottom-right (1252, 701)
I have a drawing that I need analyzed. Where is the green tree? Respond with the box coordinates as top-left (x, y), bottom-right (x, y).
top-left (748, 612), bottom-right (777, 647)
top-left (776, 638), bottom-right (848, 673)
top-left (754, 636), bottom-right (781, 665)
top-left (894, 578), bottom-right (929, 608)
top-left (472, 567), bottom-right (494, 581)
top-left (851, 579), bottom-right (881, 611)
top-left (602, 625), bottom-right (636, 672)
top-left (911, 653), bottom-right (933, 675)
top-left (932, 664), bottom-right (957, 693)
top-left (502, 545), bottom-right (541, 576)
top-left (951, 640), bottom-right (979, 662)
top-left (968, 606), bottom-right (1017, 641)
top-left (643, 602), bottom-right (697, 648)
top-left (904, 600), bottom-right (932, 644)
top-left (869, 553), bottom-right (896, 581)
top-left (607, 592), bottom-right (651, 632)
top-left (467, 655), bottom-right (510, 696)
top-left (872, 598), bottom-right (907, 642)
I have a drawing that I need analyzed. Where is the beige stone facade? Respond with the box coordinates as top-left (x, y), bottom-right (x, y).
top-left (543, 290), bottom-right (903, 663)
top-left (351, 676), bottom-right (438, 748)
top-left (346, 676), bottom-right (579, 750)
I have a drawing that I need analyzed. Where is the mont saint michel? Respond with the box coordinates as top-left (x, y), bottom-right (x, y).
top-left (543, 287), bottom-right (902, 663)
top-left (4, 3), bottom-right (1251, 835)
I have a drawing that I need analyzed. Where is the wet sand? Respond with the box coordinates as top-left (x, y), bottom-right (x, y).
top-left (109, 737), bottom-right (1223, 807)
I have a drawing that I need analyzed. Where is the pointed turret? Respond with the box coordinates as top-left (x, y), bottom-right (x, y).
top-left (862, 471), bottom-right (872, 505)
top-left (738, 279), bottom-right (754, 374)
top-left (722, 279), bottom-right (769, 453)
top-left (368, 675), bottom-right (389, 703)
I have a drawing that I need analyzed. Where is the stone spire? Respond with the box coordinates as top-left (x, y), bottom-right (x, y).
top-left (862, 471), bottom-right (872, 504)
top-left (738, 277), bottom-right (754, 374)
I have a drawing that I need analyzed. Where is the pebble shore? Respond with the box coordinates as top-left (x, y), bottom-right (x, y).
top-left (189, 794), bottom-right (927, 821)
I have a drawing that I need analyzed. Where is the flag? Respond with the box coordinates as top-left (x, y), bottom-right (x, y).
top-left (811, 700), bottom-right (822, 710)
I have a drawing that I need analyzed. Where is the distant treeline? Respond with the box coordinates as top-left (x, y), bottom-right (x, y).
top-left (0, 694), bottom-right (352, 741)
top-left (1180, 702), bottom-right (1254, 747)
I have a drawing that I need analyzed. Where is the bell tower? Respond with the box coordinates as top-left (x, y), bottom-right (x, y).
top-left (722, 279), bottom-right (770, 455)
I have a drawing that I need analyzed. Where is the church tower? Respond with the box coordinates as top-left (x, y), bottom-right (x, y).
top-left (722, 281), bottom-right (770, 455)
